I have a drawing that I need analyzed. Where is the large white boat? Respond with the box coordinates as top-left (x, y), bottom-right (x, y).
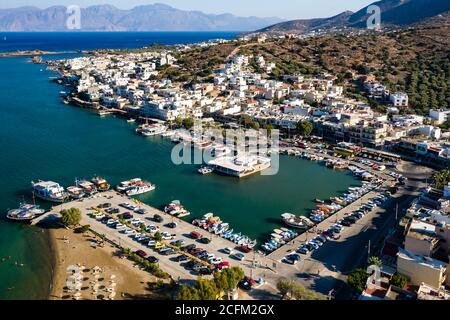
top-left (116, 178), bottom-right (143, 193)
top-left (31, 180), bottom-right (68, 203)
top-left (125, 180), bottom-right (156, 196)
top-left (136, 123), bottom-right (167, 137)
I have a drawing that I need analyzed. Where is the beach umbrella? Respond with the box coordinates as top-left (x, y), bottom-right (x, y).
top-left (74, 292), bottom-right (82, 298)
top-left (110, 282), bottom-right (116, 287)
top-left (109, 275), bottom-right (116, 279)
top-left (109, 292), bottom-right (116, 299)
top-left (68, 274), bottom-right (82, 282)
top-left (67, 265), bottom-right (81, 274)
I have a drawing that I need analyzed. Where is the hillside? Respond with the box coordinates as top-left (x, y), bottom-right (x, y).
top-left (259, 0), bottom-right (450, 33)
top-left (168, 25), bottom-right (449, 114)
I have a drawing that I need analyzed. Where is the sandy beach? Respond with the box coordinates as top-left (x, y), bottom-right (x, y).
top-left (48, 226), bottom-right (167, 300)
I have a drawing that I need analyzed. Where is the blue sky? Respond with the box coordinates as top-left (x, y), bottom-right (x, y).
top-left (2, 1), bottom-right (376, 20)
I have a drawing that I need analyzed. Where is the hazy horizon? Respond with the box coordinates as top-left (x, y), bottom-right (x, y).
top-left (0, 0), bottom-right (376, 20)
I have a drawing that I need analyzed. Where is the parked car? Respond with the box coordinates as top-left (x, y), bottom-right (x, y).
top-left (135, 250), bottom-right (147, 258)
top-left (239, 277), bottom-right (256, 290)
top-left (232, 253), bottom-right (245, 261)
top-left (199, 237), bottom-right (211, 244)
top-left (147, 256), bottom-right (159, 263)
top-left (166, 222), bottom-right (177, 229)
top-left (175, 255), bottom-right (189, 262)
top-left (222, 247), bottom-right (234, 255)
top-left (153, 214), bottom-right (163, 223)
top-left (190, 231), bottom-right (202, 240)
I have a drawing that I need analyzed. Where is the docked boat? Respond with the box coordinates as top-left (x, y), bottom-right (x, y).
top-left (125, 180), bottom-right (156, 196)
top-left (164, 200), bottom-right (190, 218)
top-left (315, 199), bottom-right (325, 204)
top-left (7, 202), bottom-right (45, 221)
top-left (281, 213), bottom-right (309, 230)
top-left (91, 176), bottom-right (110, 191)
top-left (198, 166), bottom-right (213, 175)
top-left (76, 179), bottom-right (97, 195)
top-left (136, 123), bottom-right (167, 136)
top-left (7, 208), bottom-right (35, 221)
top-left (66, 186), bottom-right (86, 199)
top-left (31, 180), bottom-right (69, 203)
top-left (116, 178), bottom-right (143, 193)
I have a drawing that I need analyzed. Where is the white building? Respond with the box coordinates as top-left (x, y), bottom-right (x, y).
top-left (390, 92), bottom-right (409, 107)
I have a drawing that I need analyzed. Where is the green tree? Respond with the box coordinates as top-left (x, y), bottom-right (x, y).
top-left (296, 120), bottom-right (314, 136)
top-left (263, 124), bottom-right (273, 136)
top-left (291, 283), bottom-right (326, 300)
top-left (390, 273), bottom-right (408, 288)
top-left (153, 232), bottom-right (163, 242)
top-left (196, 277), bottom-right (219, 300)
top-left (347, 269), bottom-right (370, 292)
top-left (76, 224), bottom-right (90, 234)
top-left (276, 279), bottom-right (292, 299)
top-left (367, 256), bottom-right (382, 267)
top-left (182, 117), bottom-right (195, 130)
top-left (432, 169), bottom-right (450, 189)
top-left (276, 279), bottom-right (325, 300)
top-left (177, 285), bottom-right (200, 300)
top-left (174, 117), bottom-right (183, 128)
top-left (60, 208), bottom-right (82, 226)
top-left (213, 267), bottom-right (244, 298)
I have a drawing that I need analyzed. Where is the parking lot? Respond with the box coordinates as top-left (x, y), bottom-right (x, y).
top-left (42, 191), bottom-right (276, 290)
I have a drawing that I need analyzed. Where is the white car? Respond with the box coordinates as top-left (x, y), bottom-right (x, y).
top-left (124, 228), bottom-right (136, 235)
top-left (211, 257), bottom-right (223, 265)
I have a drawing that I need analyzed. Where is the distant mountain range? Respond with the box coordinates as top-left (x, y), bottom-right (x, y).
top-left (0, 3), bottom-right (283, 32)
top-left (259, 0), bottom-right (450, 33)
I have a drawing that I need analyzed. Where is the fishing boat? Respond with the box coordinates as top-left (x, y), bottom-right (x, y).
top-left (7, 208), bottom-right (35, 221)
top-left (76, 179), bottom-right (98, 195)
top-left (136, 123), bottom-right (167, 136)
top-left (31, 180), bottom-right (69, 203)
top-left (164, 200), bottom-right (190, 218)
top-left (91, 176), bottom-right (110, 191)
top-left (281, 213), bottom-right (309, 230)
top-left (126, 180), bottom-right (156, 196)
top-left (6, 203), bottom-right (45, 221)
top-left (66, 186), bottom-right (86, 199)
top-left (127, 118), bottom-right (136, 123)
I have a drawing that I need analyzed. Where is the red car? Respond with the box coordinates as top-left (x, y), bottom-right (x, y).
top-left (217, 261), bottom-right (230, 270)
top-left (239, 245), bottom-right (252, 253)
top-left (190, 231), bottom-right (202, 239)
top-left (135, 250), bottom-right (147, 258)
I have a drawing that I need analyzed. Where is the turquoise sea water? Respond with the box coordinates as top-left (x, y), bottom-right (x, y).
top-left (0, 33), bottom-right (360, 299)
